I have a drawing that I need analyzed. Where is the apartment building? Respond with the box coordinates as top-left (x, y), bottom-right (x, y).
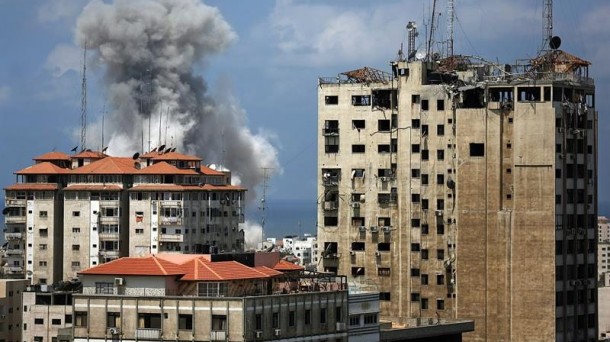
top-left (0, 279), bottom-right (29, 342)
top-left (69, 252), bottom-right (352, 342)
top-left (3, 150), bottom-right (246, 284)
top-left (317, 49), bottom-right (597, 341)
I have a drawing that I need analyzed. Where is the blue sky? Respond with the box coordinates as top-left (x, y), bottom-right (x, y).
top-left (0, 0), bottom-right (609, 226)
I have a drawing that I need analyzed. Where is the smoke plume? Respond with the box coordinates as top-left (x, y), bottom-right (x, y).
top-left (75, 0), bottom-right (279, 195)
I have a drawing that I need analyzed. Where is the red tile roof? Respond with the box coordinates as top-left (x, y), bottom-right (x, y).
top-left (33, 151), bottom-right (71, 161)
top-left (273, 260), bottom-right (305, 272)
top-left (136, 162), bottom-right (198, 175)
top-left (72, 151), bottom-right (107, 159)
top-left (151, 151), bottom-right (201, 161)
top-left (254, 266), bottom-right (284, 277)
top-left (64, 184), bottom-right (122, 191)
top-left (179, 258), bottom-right (278, 281)
top-left (4, 183), bottom-right (58, 191)
top-left (72, 157), bottom-right (137, 174)
top-left (129, 184), bottom-right (245, 191)
top-left (79, 255), bottom-right (185, 276)
top-left (15, 162), bottom-right (70, 175)
top-left (200, 165), bottom-right (225, 175)
top-left (155, 253), bottom-right (209, 265)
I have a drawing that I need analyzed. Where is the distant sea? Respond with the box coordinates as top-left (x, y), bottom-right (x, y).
top-left (244, 198), bottom-right (318, 239)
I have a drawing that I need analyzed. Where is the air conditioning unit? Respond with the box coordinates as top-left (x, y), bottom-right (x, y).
top-left (351, 202), bottom-right (361, 208)
top-left (380, 177), bottom-right (388, 182)
top-left (375, 251), bottom-right (381, 257)
top-left (358, 226), bottom-right (367, 232)
top-left (274, 329), bottom-right (282, 336)
top-left (114, 277), bottom-right (125, 286)
top-left (108, 327), bottom-right (120, 335)
top-left (435, 210), bottom-right (444, 217)
top-left (382, 226), bottom-right (391, 234)
top-left (350, 250), bottom-right (356, 256)
top-left (255, 331), bottom-right (263, 338)
top-left (370, 226), bottom-right (378, 233)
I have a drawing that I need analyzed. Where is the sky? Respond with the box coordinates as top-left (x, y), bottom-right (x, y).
top-left (0, 0), bottom-right (609, 238)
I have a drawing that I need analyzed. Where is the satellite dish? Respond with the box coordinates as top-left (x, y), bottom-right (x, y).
top-left (406, 21), bottom-right (417, 30)
top-left (2, 207), bottom-right (9, 215)
top-left (549, 36), bottom-right (561, 50)
top-left (415, 52), bottom-right (427, 60)
top-left (132, 152), bottom-right (140, 160)
top-left (134, 162), bottom-right (141, 170)
top-left (158, 144), bottom-right (166, 152)
top-left (408, 49), bottom-right (418, 60)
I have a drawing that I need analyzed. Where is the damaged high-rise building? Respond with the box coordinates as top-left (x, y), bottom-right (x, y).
top-left (316, 45), bottom-right (598, 340)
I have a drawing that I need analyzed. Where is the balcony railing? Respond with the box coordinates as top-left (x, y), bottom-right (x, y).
top-left (210, 330), bottom-right (227, 341)
top-left (99, 217), bottom-right (119, 223)
top-left (160, 217), bottom-right (183, 226)
top-left (5, 249), bottom-right (23, 256)
top-left (99, 250), bottom-right (120, 257)
top-left (5, 199), bottom-right (26, 207)
top-left (5, 216), bottom-right (26, 224)
top-left (136, 328), bottom-right (161, 339)
top-left (98, 232), bottom-right (120, 240)
top-left (4, 233), bottom-right (23, 240)
top-left (159, 234), bottom-right (183, 243)
top-left (4, 266), bottom-right (24, 274)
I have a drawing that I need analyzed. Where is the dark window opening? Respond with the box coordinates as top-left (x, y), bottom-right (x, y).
top-left (421, 99), bottom-right (429, 111)
top-left (352, 145), bottom-right (365, 153)
top-left (378, 120), bottom-right (391, 132)
top-left (352, 95), bottom-right (371, 106)
top-left (325, 95), bottom-right (338, 105)
top-left (422, 150), bottom-right (429, 160)
top-left (437, 124), bottom-right (444, 136)
top-left (378, 243), bottom-right (390, 251)
top-left (372, 89), bottom-right (397, 109)
top-left (489, 87), bottom-right (513, 103)
top-left (412, 119), bottom-right (420, 128)
top-left (469, 143), bottom-right (485, 157)
top-left (323, 242), bottom-right (338, 256)
top-left (324, 217), bottom-right (338, 227)
top-left (518, 87), bottom-right (541, 102)
top-left (351, 242), bottom-right (365, 251)
top-left (352, 267), bottom-right (365, 276)
top-left (462, 88), bottom-right (485, 108)
top-left (437, 99), bottom-right (445, 111)
top-left (544, 87), bottom-right (551, 101)
top-left (352, 120), bottom-right (365, 129)
top-left (412, 95), bottom-right (420, 104)
top-left (378, 144), bottom-right (391, 153)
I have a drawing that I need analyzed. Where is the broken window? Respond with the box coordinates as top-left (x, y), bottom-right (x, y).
top-left (378, 217), bottom-right (391, 226)
top-left (352, 267), bottom-right (365, 276)
top-left (351, 242), bottom-right (365, 251)
top-left (378, 169), bottom-right (393, 177)
top-left (323, 120), bottom-right (339, 135)
top-left (412, 119), bottom-right (420, 128)
top-left (322, 169), bottom-right (341, 186)
top-left (378, 144), bottom-right (390, 153)
top-left (544, 87), bottom-right (551, 101)
top-left (325, 95), bottom-right (338, 105)
top-left (323, 242), bottom-right (338, 255)
top-left (461, 87), bottom-right (485, 108)
top-left (412, 94), bottom-right (420, 104)
top-left (378, 120), bottom-right (391, 132)
top-left (351, 169), bottom-right (365, 178)
top-left (421, 125), bottom-right (429, 136)
top-left (352, 144), bottom-right (365, 153)
top-left (352, 95), bottom-right (371, 106)
top-left (489, 87), bottom-right (513, 103)
top-left (412, 144), bottom-right (420, 153)
top-left (378, 243), bottom-right (390, 251)
top-left (437, 99), bottom-right (445, 111)
top-left (325, 136), bottom-right (339, 153)
top-left (378, 194), bottom-right (391, 204)
top-left (469, 143), bottom-right (485, 157)
top-left (518, 87), bottom-right (541, 102)
top-left (324, 217), bottom-right (338, 226)
top-left (372, 89), bottom-right (397, 109)
top-left (422, 199), bottom-right (429, 210)
top-left (421, 99), bottom-right (429, 111)
top-left (352, 120), bottom-right (365, 130)
top-left (422, 150), bottom-right (429, 160)
top-left (351, 216), bottom-right (364, 226)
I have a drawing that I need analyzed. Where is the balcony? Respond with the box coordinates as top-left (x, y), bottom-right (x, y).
top-left (160, 217), bottom-right (183, 226)
top-left (159, 234), bottom-right (184, 243)
top-left (4, 233), bottom-right (23, 240)
top-left (5, 249), bottom-right (23, 256)
top-left (98, 232), bottom-right (120, 240)
top-left (323, 201), bottom-right (338, 211)
top-left (4, 266), bottom-right (23, 274)
top-left (99, 216), bottom-right (119, 223)
top-left (136, 328), bottom-right (161, 339)
top-left (5, 199), bottom-right (26, 207)
top-left (99, 250), bottom-right (120, 257)
top-left (210, 330), bottom-right (227, 341)
top-left (322, 128), bottom-right (340, 136)
top-left (5, 216), bottom-right (26, 224)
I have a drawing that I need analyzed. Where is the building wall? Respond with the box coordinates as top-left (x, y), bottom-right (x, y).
top-left (22, 290), bottom-right (73, 342)
top-left (0, 279), bottom-right (29, 342)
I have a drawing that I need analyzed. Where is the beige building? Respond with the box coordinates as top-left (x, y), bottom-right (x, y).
top-left (317, 49), bottom-right (597, 341)
top-left (0, 279), bottom-right (29, 342)
top-left (69, 252), bottom-right (351, 342)
top-left (3, 150), bottom-right (246, 284)
top-left (21, 282), bottom-right (78, 342)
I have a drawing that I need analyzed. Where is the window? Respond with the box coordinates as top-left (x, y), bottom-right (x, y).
top-left (437, 224), bottom-right (445, 235)
top-left (421, 99), bottom-right (429, 111)
top-left (437, 249), bottom-right (445, 260)
top-left (437, 299), bottom-right (445, 310)
top-left (422, 150), bottom-right (429, 160)
top-left (95, 282), bottom-right (114, 294)
top-left (39, 261), bottom-right (47, 267)
top-left (72, 211), bottom-right (80, 217)
top-left (437, 126), bottom-right (445, 138)
top-left (470, 143), bottom-right (485, 157)
top-left (352, 144), bottom-right (365, 153)
top-left (72, 261), bottom-right (80, 268)
top-left (411, 243), bottom-right (420, 252)
top-left (351, 267), bottom-right (365, 276)
top-left (305, 309), bottom-right (311, 325)
top-left (412, 144), bottom-right (420, 153)
top-left (325, 136), bottom-right (339, 153)
top-left (135, 228), bottom-right (144, 234)
top-left (437, 174), bottom-right (444, 185)
top-left (378, 144), bottom-right (390, 153)
top-left (421, 298), bottom-right (428, 310)
top-left (437, 149), bottom-right (445, 160)
top-left (349, 315), bottom-right (360, 326)
top-left (39, 244), bottom-right (47, 250)
top-left (411, 268), bottom-right (420, 276)
top-left (272, 312), bottom-right (279, 328)
top-left (421, 249), bottom-right (429, 260)
top-left (437, 274), bottom-right (445, 285)
top-left (35, 318), bottom-right (44, 325)
top-left (324, 120), bottom-right (339, 135)
top-left (411, 169), bottom-right (420, 178)
top-left (378, 120), bottom-right (391, 132)
top-left (364, 314), bottom-right (377, 325)
top-left (72, 227), bottom-right (80, 233)
top-left (198, 282), bottom-right (228, 297)
top-left (107, 312), bottom-right (120, 328)
top-left (412, 119), bottom-right (420, 128)
top-left (39, 211), bottom-right (48, 218)
top-left (352, 95), bottom-right (371, 106)
top-left (179, 314), bottom-right (192, 330)
top-left (378, 268), bottom-right (391, 276)
top-left (138, 313), bottom-right (161, 329)
top-left (74, 312), bottom-right (88, 327)
top-left (422, 174), bottom-right (429, 185)
top-left (72, 245), bottom-right (80, 251)
top-left (421, 274), bottom-right (429, 285)
top-left (437, 99), bottom-right (445, 111)
top-left (412, 94), bottom-right (420, 103)
top-left (352, 120), bottom-right (365, 129)
top-left (289, 310), bottom-right (296, 327)
top-left (255, 314), bottom-right (262, 330)
top-left (351, 242), bottom-right (365, 251)
top-left (325, 95), bottom-right (338, 105)
top-left (411, 292), bottom-right (420, 301)
top-left (379, 292), bottom-right (391, 301)
top-left (39, 228), bottom-right (48, 236)
top-left (422, 224), bottom-right (429, 234)
top-left (377, 242), bottom-right (390, 251)
top-left (320, 308), bottom-right (327, 324)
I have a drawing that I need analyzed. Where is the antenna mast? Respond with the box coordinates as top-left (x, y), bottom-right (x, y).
top-left (447, 0), bottom-right (455, 57)
top-left (259, 167), bottom-right (273, 249)
top-left (540, 0), bottom-right (553, 53)
top-left (80, 43), bottom-right (87, 151)
top-left (426, 0), bottom-right (438, 61)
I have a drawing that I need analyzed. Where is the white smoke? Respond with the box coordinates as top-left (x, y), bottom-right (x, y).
top-left (242, 220), bottom-right (263, 250)
top-left (75, 0), bottom-right (279, 196)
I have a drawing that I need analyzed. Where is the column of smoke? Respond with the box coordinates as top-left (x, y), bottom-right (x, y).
top-left (76, 0), bottom-right (278, 246)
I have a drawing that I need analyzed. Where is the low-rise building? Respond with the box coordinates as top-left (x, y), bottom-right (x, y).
top-left (0, 279), bottom-right (29, 342)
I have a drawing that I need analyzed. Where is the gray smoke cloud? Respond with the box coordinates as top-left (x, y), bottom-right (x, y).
top-left (75, 0), bottom-right (279, 196)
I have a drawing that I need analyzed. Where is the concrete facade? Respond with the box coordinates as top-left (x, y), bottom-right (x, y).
top-left (22, 286), bottom-right (75, 342)
top-left (317, 52), bottom-right (597, 341)
top-left (0, 279), bottom-right (29, 342)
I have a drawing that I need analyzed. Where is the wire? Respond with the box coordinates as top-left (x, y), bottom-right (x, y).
top-left (454, 9), bottom-right (479, 57)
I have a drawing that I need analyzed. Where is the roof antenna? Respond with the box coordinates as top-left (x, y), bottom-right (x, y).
top-left (446, 0), bottom-right (454, 57)
top-left (79, 41), bottom-right (88, 151)
top-left (540, 0), bottom-right (553, 53)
